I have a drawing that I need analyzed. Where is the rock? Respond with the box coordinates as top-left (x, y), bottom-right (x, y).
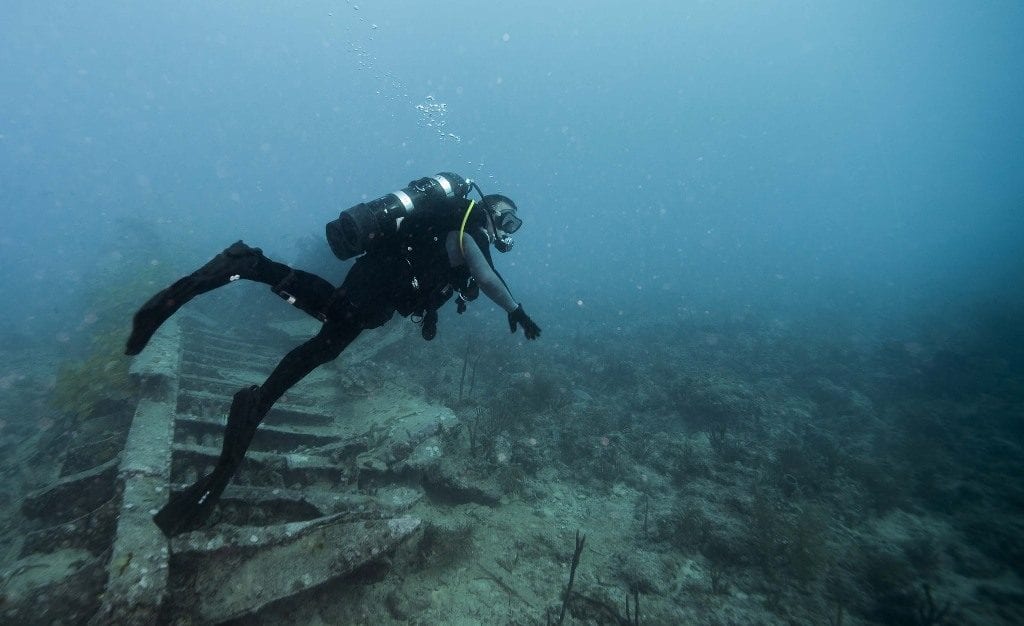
top-left (167, 512), bottom-right (422, 623)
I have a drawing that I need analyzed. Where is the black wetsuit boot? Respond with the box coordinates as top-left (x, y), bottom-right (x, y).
top-left (153, 384), bottom-right (266, 537)
top-left (126, 241), bottom-right (284, 355)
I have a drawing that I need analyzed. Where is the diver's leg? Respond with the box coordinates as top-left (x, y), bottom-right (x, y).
top-left (267, 268), bottom-right (339, 323)
top-left (152, 384), bottom-right (263, 536)
top-left (153, 316), bottom-right (362, 537)
top-left (125, 241), bottom-right (335, 355)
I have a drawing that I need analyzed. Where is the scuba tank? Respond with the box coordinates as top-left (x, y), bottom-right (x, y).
top-left (326, 172), bottom-right (472, 260)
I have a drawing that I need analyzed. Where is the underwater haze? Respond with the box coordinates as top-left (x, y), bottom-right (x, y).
top-left (2, 1), bottom-right (1023, 624)
top-left (2, 1), bottom-right (1021, 331)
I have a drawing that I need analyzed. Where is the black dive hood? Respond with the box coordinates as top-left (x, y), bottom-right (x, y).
top-left (327, 172), bottom-right (472, 260)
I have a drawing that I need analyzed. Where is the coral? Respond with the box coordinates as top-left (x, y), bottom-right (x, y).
top-left (785, 505), bottom-right (830, 585)
top-left (669, 373), bottom-right (757, 439)
top-left (653, 500), bottom-right (711, 552)
top-left (843, 456), bottom-right (907, 516)
top-left (771, 428), bottom-right (843, 497)
top-left (866, 580), bottom-right (958, 626)
top-left (742, 489), bottom-right (830, 588)
top-left (507, 369), bottom-right (567, 415)
top-left (553, 530), bottom-right (586, 625)
top-left (642, 433), bottom-right (711, 486)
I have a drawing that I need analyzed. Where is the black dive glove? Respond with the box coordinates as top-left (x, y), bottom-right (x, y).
top-left (508, 304), bottom-right (541, 340)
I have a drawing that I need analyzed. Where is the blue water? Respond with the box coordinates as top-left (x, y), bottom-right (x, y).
top-left (1, 2), bottom-right (1023, 623)
top-left (3, 1), bottom-right (1021, 336)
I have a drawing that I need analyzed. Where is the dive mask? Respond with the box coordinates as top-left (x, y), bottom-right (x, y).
top-left (496, 211), bottom-right (522, 234)
top-left (481, 194), bottom-right (520, 253)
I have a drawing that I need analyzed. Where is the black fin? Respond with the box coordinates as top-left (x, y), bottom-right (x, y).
top-left (125, 277), bottom-right (196, 355)
top-left (125, 242), bottom-right (263, 355)
top-left (153, 472), bottom-right (222, 537)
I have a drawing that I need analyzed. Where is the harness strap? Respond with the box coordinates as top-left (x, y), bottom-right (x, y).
top-left (458, 199), bottom-right (476, 255)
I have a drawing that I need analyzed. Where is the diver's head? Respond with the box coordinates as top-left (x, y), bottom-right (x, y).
top-left (481, 194), bottom-right (521, 253)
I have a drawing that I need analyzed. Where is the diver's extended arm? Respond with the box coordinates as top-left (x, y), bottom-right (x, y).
top-left (447, 231), bottom-right (517, 312)
top-left (446, 231), bottom-right (540, 339)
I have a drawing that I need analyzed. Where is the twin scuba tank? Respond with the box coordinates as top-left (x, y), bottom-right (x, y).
top-left (326, 172), bottom-right (472, 261)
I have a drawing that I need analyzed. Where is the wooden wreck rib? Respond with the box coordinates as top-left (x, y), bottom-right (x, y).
top-left (169, 513), bottom-right (421, 623)
top-left (7, 314), bottom-right (451, 624)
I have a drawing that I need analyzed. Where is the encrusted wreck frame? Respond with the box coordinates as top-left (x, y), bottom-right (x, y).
top-left (10, 315), bottom-right (456, 623)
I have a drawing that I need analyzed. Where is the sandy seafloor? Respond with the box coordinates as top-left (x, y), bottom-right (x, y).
top-left (2, 300), bottom-right (1023, 625)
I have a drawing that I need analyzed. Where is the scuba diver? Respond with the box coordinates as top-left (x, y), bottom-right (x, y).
top-left (125, 172), bottom-right (541, 537)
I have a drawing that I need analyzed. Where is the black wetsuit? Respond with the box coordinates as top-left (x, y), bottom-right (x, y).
top-left (136, 196), bottom-right (501, 536)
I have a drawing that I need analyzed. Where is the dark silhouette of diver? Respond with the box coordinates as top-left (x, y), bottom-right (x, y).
top-left (125, 173), bottom-right (540, 537)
